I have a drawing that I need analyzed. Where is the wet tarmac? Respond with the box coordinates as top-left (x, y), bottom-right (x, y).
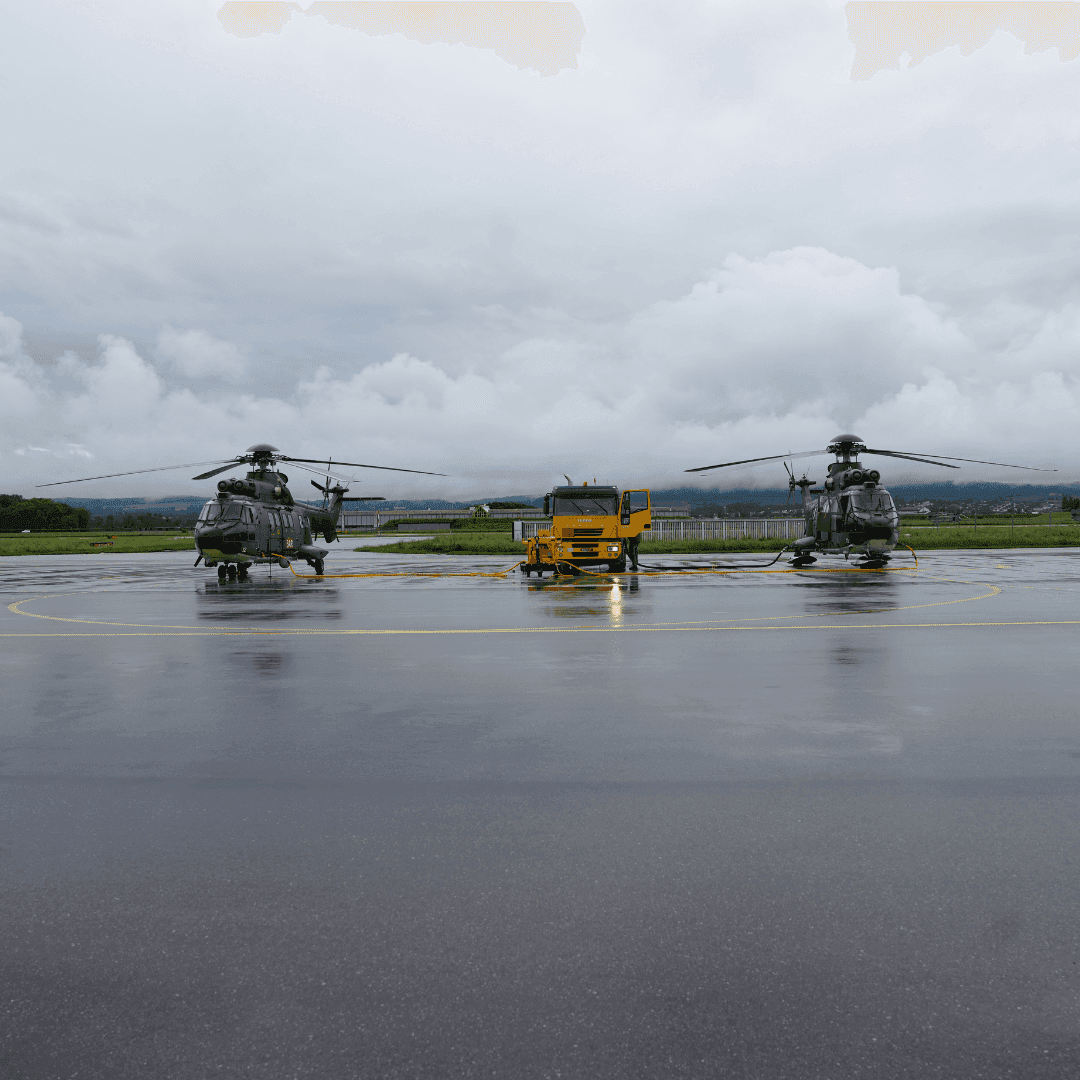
top-left (2, 549), bottom-right (1079, 1078)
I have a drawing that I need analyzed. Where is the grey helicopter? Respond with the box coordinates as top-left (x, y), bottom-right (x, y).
top-left (686, 434), bottom-right (1053, 568)
top-left (40, 443), bottom-right (444, 580)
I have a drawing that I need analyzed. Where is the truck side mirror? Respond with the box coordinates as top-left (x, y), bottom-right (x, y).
top-left (543, 495), bottom-right (550, 516)
top-left (620, 496), bottom-right (631, 525)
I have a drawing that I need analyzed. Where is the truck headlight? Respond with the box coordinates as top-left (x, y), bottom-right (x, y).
top-left (608, 545), bottom-right (620, 553)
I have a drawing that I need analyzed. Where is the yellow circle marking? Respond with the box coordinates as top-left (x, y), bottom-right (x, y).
top-left (0, 620), bottom-right (1077, 639)
top-left (2, 577), bottom-right (1013, 637)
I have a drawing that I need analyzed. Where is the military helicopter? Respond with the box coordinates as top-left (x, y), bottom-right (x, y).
top-left (686, 434), bottom-right (1053, 568)
top-left (39, 443), bottom-right (444, 580)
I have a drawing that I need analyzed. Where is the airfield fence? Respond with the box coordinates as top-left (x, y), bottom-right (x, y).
top-left (515, 519), bottom-right (806, 541)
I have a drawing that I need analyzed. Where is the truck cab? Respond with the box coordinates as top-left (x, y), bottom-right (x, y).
top-left (522, 484), bottom-right (651, 576)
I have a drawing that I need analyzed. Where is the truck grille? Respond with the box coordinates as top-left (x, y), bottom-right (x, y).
top-left (573, 528), bottom-right (603, 537)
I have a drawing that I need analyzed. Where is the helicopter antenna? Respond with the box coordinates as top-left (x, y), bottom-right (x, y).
top-left (563, 474), bottom-right (573, 485)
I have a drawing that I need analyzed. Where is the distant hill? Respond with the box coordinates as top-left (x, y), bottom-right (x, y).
top-left (58, 496), bottom-right (208, 516)
top-left (350, 481), bottom-right (1080, 511)
top-left (55, 481), bottom-right (1080, 517)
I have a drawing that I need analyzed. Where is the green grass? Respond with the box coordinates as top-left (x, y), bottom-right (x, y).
top-left (640, 538), bottom-right (791, 554)
top-left (899, 525), bottom-right (1080, 549)
top-left (357, 534), bottom-right (795, 556)
top-left (356, 532), bottom-right (525, 555)
top-left (928, 513), bottom-right (1076, 526)
top-left (12, 522), bottom-right (1075, 560)
top-left (378, 517), bottom-right (516, 533)
top-left (0, 532), bottom-right (196, 556)
top-left (357, 525), bottom-right (1080, 556)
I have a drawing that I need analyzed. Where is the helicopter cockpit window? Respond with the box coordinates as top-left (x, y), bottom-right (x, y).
top-left (221, 502), bottom-right (243, 520)
top-left (850, 490), bottom-right (894, 514)
top-left (198, 502), bottom-right (221, 522)
top-left (553, 494), bottom-right (618, 516)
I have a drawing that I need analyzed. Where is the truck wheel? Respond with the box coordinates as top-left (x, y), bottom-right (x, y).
top-left (217, 565), bottom-right (227, 580)
top-left (609, 558), bottom-right (627, 573)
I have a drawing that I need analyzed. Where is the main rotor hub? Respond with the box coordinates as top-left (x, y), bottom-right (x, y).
top-left (827, 433), bottom-right (866, 460)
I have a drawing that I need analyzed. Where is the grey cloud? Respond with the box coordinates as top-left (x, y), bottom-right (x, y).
top-left (0, 1), bottom-right (1077, 495)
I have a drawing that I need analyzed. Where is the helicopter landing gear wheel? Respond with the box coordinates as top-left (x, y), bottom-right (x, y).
top-left (314, 559), bottom-right (324, 575)
top-left (790, 556), bottom-right (816, 567)
top-left (217, 565), bottom-right (227, 580)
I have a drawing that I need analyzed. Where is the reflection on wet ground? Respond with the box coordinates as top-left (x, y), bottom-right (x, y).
top-left (794, 572), bottom-right (901, 613)
top-left (198, 581), bottom-right (344, 621)
top-left (226, 649), bottom-right (292, 676)
top-left (2, 550), bottom-right (1080, 1077)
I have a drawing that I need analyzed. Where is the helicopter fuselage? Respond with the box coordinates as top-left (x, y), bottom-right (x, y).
top-left (792, 459), bottom-right (900, 561)
top-left (194, 468), bottom-right (342, 576)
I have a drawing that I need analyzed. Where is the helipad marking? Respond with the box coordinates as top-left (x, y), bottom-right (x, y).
top-left (0, 619), bottom-right (1077, 639)
top-left (6, 578), bottom-right (1002, 634)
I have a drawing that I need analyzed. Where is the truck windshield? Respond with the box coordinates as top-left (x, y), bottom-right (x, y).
top-left (553, 495), bottom-right (617, 516)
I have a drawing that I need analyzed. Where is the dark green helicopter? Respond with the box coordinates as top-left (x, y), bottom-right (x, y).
top-left (686, 434), bottom-right (1053, 568)
top-left (40, 443), bottom-right (444, 580)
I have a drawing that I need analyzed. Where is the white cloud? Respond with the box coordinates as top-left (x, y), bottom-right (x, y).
top-left (0, 240), bottom-right (1072, 499)
top-left (155, 327), bottom-right (247, 381)
top-left (1, 4), bottom-right (1079, 496)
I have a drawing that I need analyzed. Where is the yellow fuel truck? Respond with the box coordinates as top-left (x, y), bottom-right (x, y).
top-left (521, 483), bottom-right (651, 576)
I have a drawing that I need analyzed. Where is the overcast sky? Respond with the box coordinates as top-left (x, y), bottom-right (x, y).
top-left (3, 1), bottom-right (1079, 499)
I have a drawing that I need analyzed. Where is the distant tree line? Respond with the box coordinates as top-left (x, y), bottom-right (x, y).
top-left (0, 495), bottom-right (200, 532)
top-left (1063, 496), bottom-right (1080, 510)
top-left (88, 511), bottom-right (199, 531)
top-left (0, 494), bottom-right (89, 531)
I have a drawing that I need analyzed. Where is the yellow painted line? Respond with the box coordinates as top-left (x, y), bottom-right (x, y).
top-left (2, 619), bottom-right (1079, 639)
top-left (6, 578), bottom-right (1001, 633)
top-left (7, 595), bottom-right (269, 631)
top-left (595, 578), bottom-right (1000, 627)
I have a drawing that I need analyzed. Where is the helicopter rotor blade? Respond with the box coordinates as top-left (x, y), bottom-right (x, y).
top-left (685, 449), bottom-right (824, 474)
top-left (278, 456), bottom-right (446, 477)
top-left (858, 450), bottom-right (959, 469)
top-left (36, 459), bottom-right (240, 488)
top-left (192, 461), bottom-right (248, 480)
top-left (864, 448), bottom-right (1055, 472)
top-left (283, 460), bottom-right (356, 485)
